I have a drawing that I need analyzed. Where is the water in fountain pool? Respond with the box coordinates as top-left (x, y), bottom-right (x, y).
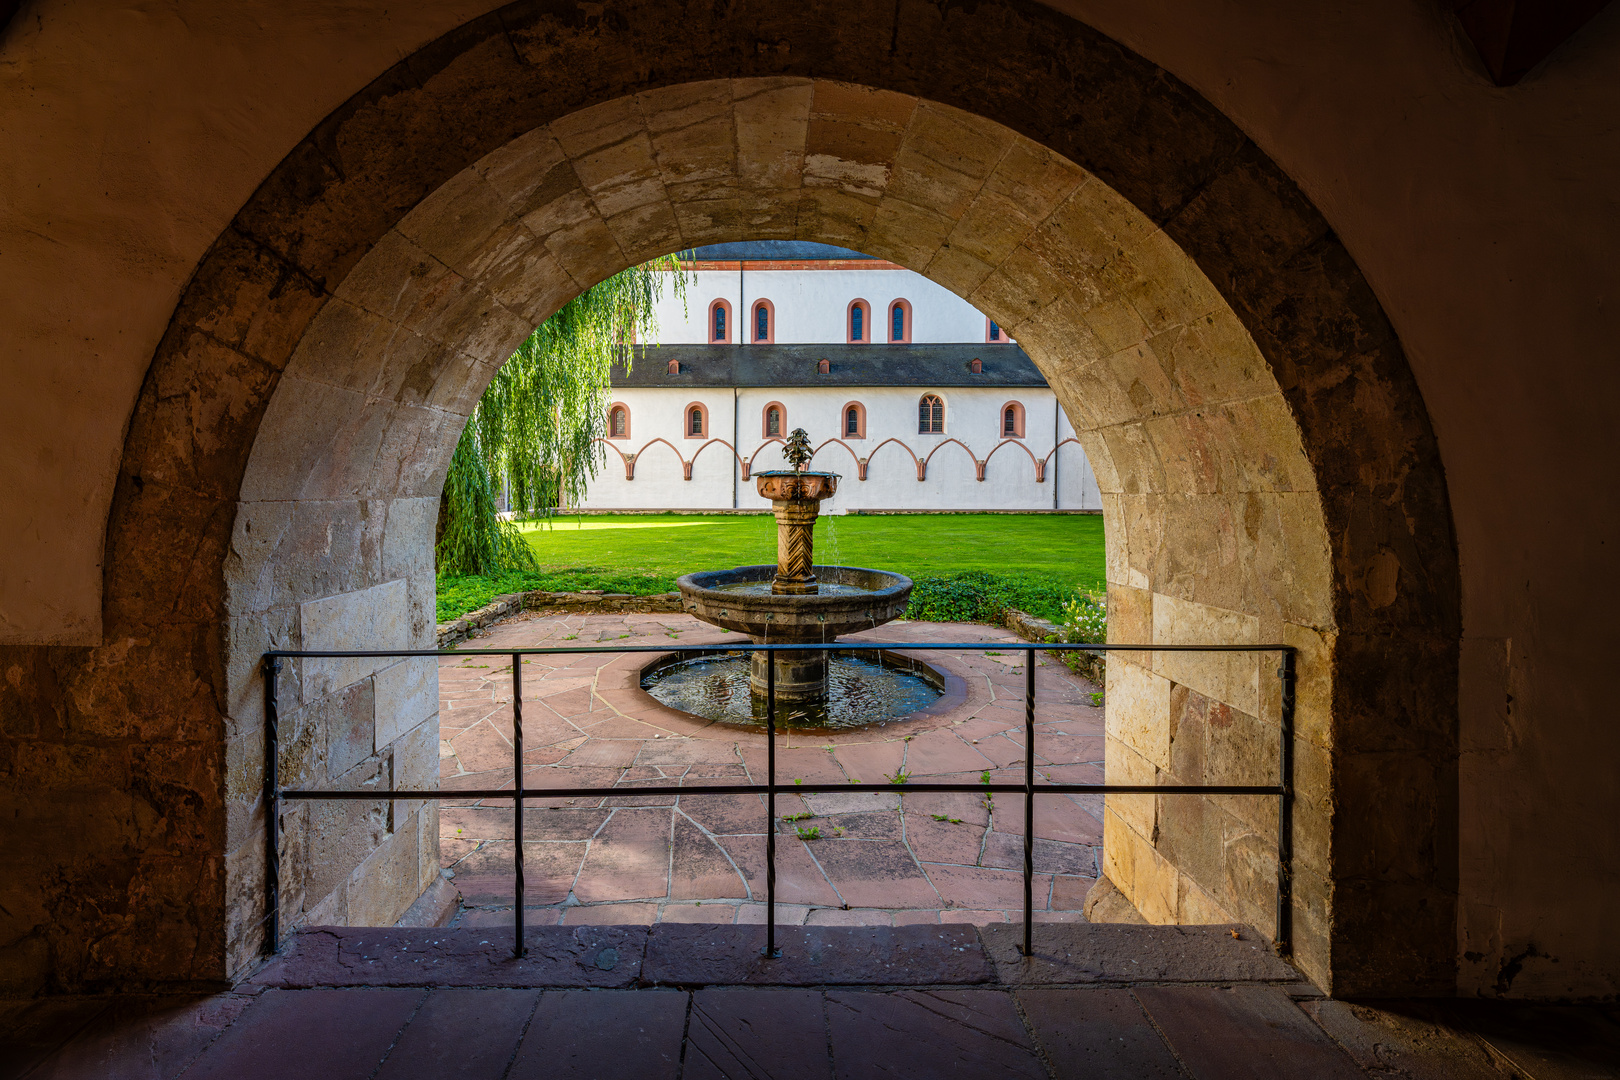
top-left (641, 650), bottom-right (942, 729)
top-left (707, 580), bottom-right (878, 597)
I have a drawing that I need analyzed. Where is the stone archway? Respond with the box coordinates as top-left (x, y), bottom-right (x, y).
top-left (62, 0), bottom-right (1455, 999)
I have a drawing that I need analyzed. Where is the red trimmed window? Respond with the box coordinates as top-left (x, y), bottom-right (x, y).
top-left (762, 402), bottom-right (786, 438)
top-left (889, 299), bottom-right (912, 343)
top-left (842, 401), bottom-right (867, 440)
top-left (752, 299), bottom-right (775, 343)
top-left (986, 316), bottom-right (1011, 343)
top-left (1001, 401), bottom-right (1026, 439)
top-left (847, 299), bottom-right (870, 343)
top-left (608, 404), bottom-right (630, 439)
top-left (686, 402), bottom-right (708, 438)
top-left (708, 299), bottom-right (732, 343)
top-left (919, 394), bottom-right (944, 434)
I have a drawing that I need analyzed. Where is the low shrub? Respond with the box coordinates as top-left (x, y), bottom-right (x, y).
top-left (902, 571), bottom-right (1076, 624)
top-left (435, 567), bottom-right (677, 622)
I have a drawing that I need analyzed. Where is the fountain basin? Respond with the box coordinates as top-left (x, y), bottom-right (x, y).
top-left (677, 564), bottom-right (913, 702)
top-left (677, 564), bottom-right (911, 641)
top-left (753, 469), bottom-right (838, 501)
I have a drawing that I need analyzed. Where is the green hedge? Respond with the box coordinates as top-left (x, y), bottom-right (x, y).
top-left (435, 568), bottom-right (676, 622)
top-left (902, 571), bottom-right (1077, 624)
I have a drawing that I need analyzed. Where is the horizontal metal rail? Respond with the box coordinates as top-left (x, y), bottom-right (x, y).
top-left (263, 639), bottom-right (1296, 963)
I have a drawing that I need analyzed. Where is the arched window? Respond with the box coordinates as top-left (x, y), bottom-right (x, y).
top-left (762, 402), bottom-right (786, 438)
top-left (889, 299), bottom-right (912, 343)
top-left (686, 402), bottom-right (708, 438)
top-left (847, 299), bottom-right (870, 343)
top-left (752, 299), bottom-right (775, 343)
top-left (918, 394), bottom-right (944, 434)
top-left (842, 401), bottom-right (867, 440)
top-left (708, 299), bottom-right (732, 343)
top-left (608, 404), bottom-right (630, 439)
top-left (1000, 401), bottom-right (1025, 439)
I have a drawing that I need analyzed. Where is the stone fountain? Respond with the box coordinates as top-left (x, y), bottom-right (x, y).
top-left (676, 429), bottom-right (913, 706)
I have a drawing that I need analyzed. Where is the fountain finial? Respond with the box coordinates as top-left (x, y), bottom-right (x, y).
top-left (783, 427), bottom-right (813, 472)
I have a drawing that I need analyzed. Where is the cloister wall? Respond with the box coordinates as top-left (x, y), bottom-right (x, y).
top-left (584, 387), bottom-right (1101, 511)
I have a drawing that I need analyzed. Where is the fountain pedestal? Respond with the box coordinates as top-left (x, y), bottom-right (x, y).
top-left (752, 469), bottom-right (840, 697)
top-left (675, 432), bottom-right (914, 720)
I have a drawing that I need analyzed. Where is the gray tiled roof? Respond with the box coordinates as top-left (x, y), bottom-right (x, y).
top-left (614, 344), bottom-right (1046, 388)
top-left (681, 241), bottom-right (875, 260)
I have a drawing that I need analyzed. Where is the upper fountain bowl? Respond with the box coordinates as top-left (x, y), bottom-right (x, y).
top-left (676, 564), bottom-right (911, 641)
top-left (754, 470), bottom-right (839, 501)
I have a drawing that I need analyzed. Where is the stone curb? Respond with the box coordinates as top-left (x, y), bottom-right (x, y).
top-left (436, 590), bottom-right (684, 649)
top-left (1000, 608), bottom-right (1105, 684)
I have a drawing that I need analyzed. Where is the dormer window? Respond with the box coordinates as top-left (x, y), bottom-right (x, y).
top-left (969, 358), bottom-right (982, 374)
top-left (667, 359), bottom-right (680, 375)
top-left (817, 358), bottom-right (830, 374)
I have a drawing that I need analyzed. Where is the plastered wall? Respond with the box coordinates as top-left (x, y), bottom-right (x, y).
top-left (0, 0), bottom-right (1614, 997)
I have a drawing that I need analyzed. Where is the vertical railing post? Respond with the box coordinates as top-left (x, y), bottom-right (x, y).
top-left (764, 650), bottom-right (780, 958)
top-left (263, 655), bottom-right (282, 956)
top-left (1275, 647), bottom-right (1296, 957)
top-left (1022, 645), bottom-right (1036, 957)
top-left (512, 653), bottom-right (526, 959)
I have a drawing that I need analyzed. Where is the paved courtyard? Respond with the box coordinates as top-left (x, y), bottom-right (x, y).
top-left (437, 610), bottom-right (1106, 928)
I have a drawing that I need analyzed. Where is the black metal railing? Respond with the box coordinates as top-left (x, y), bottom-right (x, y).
top-left (262, 641), bottom-right (1296, 961)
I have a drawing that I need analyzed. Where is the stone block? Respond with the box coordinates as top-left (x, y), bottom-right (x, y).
top-left (1103, 809), bottom-right (1176, 925)
top-left (1175, 873), bottom-right (1235, 925)
top-left (304, 755), bottom-right (391, 905)
top-left (374, 658), bottom-right (437, 748)
top-left (920, 243), bottom-right (996, 301)
top-left (733, 78), bottom-right (813, 191)
top-left (391, 715), bottom-right (440, 823)
top-left (1249, 491), bottom-right (1335, 628)
top-left (394, 166), bottom-right (516, 281)
top-left (475, 125), bottom-right (568, 208)
top-left (1105, 661), bottom-right (1170, 769)
top-left (1104, 735), bottom-right (1158, 841)
top-left (1098, 422), bottom-right (1164, 499)
top-left (1154, 791), bottom-right (1231, 913)
top-left (1102, 226), bottom-right (1226, 335)
top-left (300, 580), bottom-right (410, 702)
top-left (344, 817), bottom-right (423, 927)
top-left (1151, 594), bottom-right (1261, 717)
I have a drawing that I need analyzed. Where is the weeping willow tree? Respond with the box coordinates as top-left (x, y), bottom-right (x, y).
top-left (436, 255), bottom-right (687, 576)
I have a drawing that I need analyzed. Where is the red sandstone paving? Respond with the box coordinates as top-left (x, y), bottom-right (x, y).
top-left (442, 612), bottom-right (1103, 927)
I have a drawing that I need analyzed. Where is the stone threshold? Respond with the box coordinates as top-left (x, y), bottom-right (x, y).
top-left (247, 922), bottom-right (1309, 993)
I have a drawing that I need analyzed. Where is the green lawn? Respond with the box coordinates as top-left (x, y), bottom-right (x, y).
top-left (436, 512), bottom-right (1106, 623)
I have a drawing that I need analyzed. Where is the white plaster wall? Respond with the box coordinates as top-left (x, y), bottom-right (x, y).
top-left (653, 267), bottom-right (1009, 344)
top-left (581, 386), bottom-right (1102, 511)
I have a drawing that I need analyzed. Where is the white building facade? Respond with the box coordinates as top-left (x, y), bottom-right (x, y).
top-left (577, 243), bottom-right (1101, 513)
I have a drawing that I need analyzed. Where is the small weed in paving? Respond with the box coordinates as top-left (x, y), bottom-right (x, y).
top-left (781, 811), bottom-right (815, 823)
top-left (931, 813), bottom-right (965, 825)
top-left (795, 826), bottom-right (822, 841)
top-left (885, 770), bottom-right (910, 785)
top-left (1089, 691), bottom-right (1103, 707)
